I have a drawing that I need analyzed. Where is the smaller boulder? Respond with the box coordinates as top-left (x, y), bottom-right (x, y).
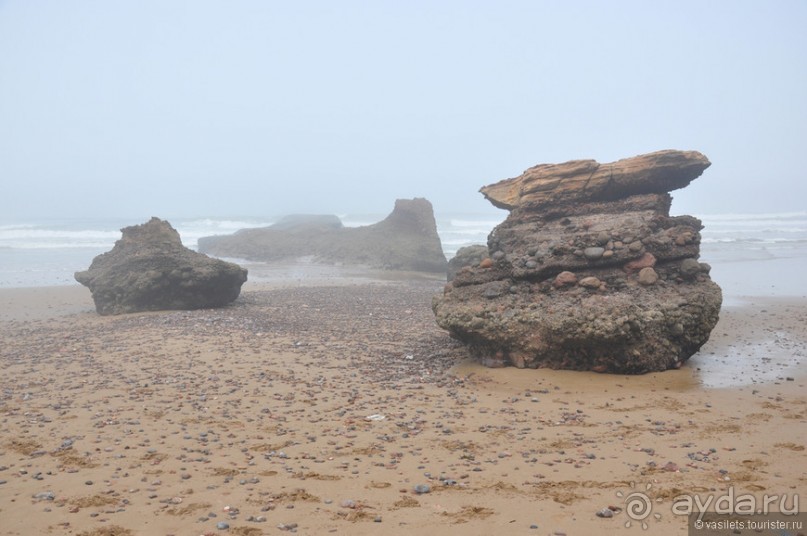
top-left (75, 217), bottom-right (247, 315)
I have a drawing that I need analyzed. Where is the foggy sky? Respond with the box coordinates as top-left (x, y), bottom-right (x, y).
top-left (1, 0), bottom-right (805, 221)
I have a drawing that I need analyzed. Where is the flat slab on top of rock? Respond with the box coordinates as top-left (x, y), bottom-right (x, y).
top-left (480, 149), bottom-right (710, 210)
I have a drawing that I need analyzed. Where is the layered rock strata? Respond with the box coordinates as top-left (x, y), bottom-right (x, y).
top-left (432, 150), bottom-right (722, 373)
top-left (198, 198), bottom-right (447, 273)
top-left (76, 217), bottom-right (247, 315)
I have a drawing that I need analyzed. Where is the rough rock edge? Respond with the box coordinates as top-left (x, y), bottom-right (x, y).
top-left (480, 149), bottom-right (710, 210)
top-left (76, 217), bottom-right (247, 315)
top-left (434, 150), bottom-right (722, 374)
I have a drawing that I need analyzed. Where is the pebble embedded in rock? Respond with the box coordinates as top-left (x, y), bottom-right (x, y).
top-left (578, 276), bottom-right (601, 289)
top-left (638, 267), bottom-right (659, 286)
top-left (680, 257), bottom-right (702, 279)
top-left (584, 247), bottom-right (605, 260)
top-left (553, 271), bottom-right (577, 288)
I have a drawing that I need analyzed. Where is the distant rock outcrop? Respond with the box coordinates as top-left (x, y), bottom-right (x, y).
top-left (269, 214), bottom-right (344, 231)
top-left (198, 198), bottom-right (447, 273)
top-left (75, 217), bottom-right (247, 315)
top-left (432, 150), bottom-right (722, 373)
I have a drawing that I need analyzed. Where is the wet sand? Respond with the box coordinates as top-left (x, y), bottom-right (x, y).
top-left (1, 277), bottom-right (805, 535)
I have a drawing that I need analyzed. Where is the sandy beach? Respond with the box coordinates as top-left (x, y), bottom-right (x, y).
top-left (1, 276), bottom-right (805, 535)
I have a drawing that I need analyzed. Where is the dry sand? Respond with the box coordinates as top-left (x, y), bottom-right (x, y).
top-left (0, 278), bottom-right (805, 535)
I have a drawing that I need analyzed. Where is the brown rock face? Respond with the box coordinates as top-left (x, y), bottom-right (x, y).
top-left (75, 218), bottom-right (247, 315)
top-left (433, 150), bottom-right (722, 374)
top-left (480, 149), bottom-right (710, 210)
top-left (198, 198), bottom-right (447, 273)
top-left (446, 245), bottom-right (489, 281)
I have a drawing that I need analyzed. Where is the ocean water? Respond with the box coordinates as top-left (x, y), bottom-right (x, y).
top-left (1, 211), bottom-right (806, 298)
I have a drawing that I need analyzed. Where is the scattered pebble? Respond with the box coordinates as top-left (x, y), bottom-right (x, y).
top-left (1, 281), bottom-right (804, 536)
top-left (596, 507), bottom-right (614, 518)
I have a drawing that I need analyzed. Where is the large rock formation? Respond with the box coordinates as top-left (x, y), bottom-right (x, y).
top-left (198, 198), bottom-right (447, 273)
top-left (432, 150), bottom-right (722, 373)
top-left (75, 217), bottom-right (247, 315)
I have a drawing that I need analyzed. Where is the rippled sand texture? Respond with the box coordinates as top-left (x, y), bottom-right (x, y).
top-left (1, 280), bottom-right (805, 535)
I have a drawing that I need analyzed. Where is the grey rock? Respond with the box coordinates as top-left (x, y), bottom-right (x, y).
top-left (584, 247), bottom-right (605, 260)
top-left (75, 218), bottom-right (247, 315)
top-left (198, 198), bottom-right (447, 273)
top-left (578, 276), bottom-right (601, 289)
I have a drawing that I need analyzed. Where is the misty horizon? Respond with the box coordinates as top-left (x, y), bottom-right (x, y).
top-left (2, 1), bottom-right (806, 221)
